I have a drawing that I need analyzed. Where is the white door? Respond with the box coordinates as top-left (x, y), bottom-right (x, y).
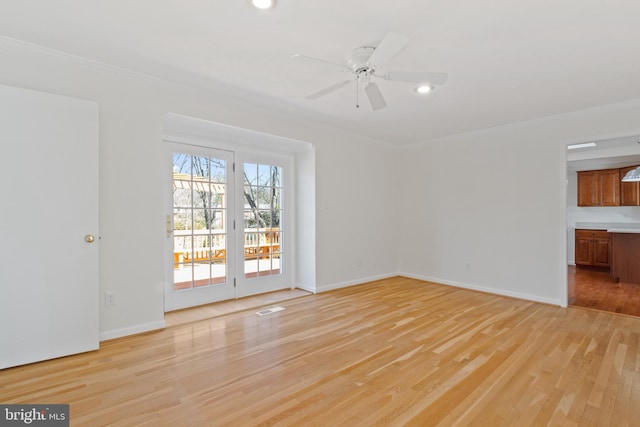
top-left (0, 84), bottom-right (99, 369)
top-left (164, 144), bottom-right (235, 311)
top-left (235, 155), bottom-right (292, 298)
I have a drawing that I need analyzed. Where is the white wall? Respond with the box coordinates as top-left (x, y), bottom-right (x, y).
top-left (0, 39), bottom-right (397, 339)
top-left (5, 37), bottom-right (640, 341)
top-left (295, 147), bottom-right (317, 292)
top-left (398, 100), bottom-right (640, 306)
top-left (314, 137), bottom-right (399, 291)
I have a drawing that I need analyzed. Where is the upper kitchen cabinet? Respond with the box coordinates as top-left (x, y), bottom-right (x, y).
top-left (577, 168), bottom-right (620, 206)
top-left (620, 165), bottom-right (640, 206)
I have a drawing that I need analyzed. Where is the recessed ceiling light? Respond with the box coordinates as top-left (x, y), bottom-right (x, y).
top-left (567, 142), bottom-right (597, 150)
top-left (252, 0), bottom-right (277, 9)
top-left (416, 85), bottom-right (433, 94)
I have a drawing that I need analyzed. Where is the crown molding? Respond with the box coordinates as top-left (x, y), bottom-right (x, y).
top-left (0, 34), bottom-right (216, 98)
top-left (0, 34), bottom-right (397, 149)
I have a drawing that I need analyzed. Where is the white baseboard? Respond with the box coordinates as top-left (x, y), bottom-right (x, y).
top-left (398, 272), bottom-right (562, 306)
top-left (283, 272), bottom-right (564, 307)
top-left (316, 272), bottom-right (400, 293)
top-left (99, 320), bottom-right (166, 342)
top-left (294, 283), bottom-right (317, 294)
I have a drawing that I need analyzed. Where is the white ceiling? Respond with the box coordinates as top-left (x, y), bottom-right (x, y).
top-left (567, 135), bottom-right (640, 171)
top-left (2, 0), bottom-right (640, 146)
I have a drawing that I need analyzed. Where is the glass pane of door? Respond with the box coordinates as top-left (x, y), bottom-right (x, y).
top-left (173, 153), bottom-right (228, 289)
top-left (242, 162), bottom-right (283, 279)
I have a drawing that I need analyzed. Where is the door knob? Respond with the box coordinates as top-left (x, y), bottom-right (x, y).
top-left (85, 234), bottom-right (95, 243)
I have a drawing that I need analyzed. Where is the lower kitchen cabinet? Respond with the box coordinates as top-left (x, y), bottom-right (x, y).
top-left (575, 229), bottom-right (610, 268)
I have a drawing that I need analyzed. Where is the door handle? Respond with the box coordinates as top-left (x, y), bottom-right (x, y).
top-left (84, 234), bottom-right (95, 243)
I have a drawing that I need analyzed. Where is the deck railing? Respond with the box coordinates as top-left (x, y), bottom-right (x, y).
top-left (173, 228), bottom-right (280, 266)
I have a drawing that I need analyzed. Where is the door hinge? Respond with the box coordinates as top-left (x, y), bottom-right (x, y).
top-left (233, 220), bottom-right (236, 230)
top-left (165, 214), bottom-right (172, 238)
top-left (233, 162), bottom-right (235, 172)
top-left (233, 278), bottom-right (236, 287)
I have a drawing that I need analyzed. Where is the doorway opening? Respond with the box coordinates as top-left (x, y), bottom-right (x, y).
top-left (566, 135), bottom-right (640, 316)
top-left (162, 113), bottom-right (316, 313)
top-left (165, 143), bottom-right (294, 311)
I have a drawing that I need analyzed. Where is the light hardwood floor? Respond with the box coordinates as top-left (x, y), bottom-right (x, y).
top-left (164, 288), bottom-right (312, 327)
top-left (2, 276), bottom-right (640, 426)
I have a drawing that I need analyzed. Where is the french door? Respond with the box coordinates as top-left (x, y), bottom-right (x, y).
top-left (235, 154), bottom-right (289, 298)
top-left (164, 142), bottom-right (291, 311)
top-left (164, 145), bottom-right (235, 311)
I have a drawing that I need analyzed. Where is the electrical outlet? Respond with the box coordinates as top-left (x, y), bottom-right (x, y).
top-left (105, 291), bottom-right (116, 306)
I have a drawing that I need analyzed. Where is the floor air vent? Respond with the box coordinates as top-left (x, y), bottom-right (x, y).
top-left (256, 306), bottom-right (285, 316)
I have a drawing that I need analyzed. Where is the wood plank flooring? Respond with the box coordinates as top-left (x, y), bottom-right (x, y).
top-left (569, 265), bottom-right (640, 317)
top-left (2, 276), bottom-right (640, 426)
top-left (165, 288), bottom-right (312, 328)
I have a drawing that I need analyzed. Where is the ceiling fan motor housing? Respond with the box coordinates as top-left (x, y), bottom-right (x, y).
top-left (348, 46), bottom-right (376, 74)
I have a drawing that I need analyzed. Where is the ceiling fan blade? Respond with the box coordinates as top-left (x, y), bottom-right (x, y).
top-left (290, 54), bottom-right (351, 73)
top-left (364, 82), bottom-right (387, 110)
top-left (383, 71), bottom-right (449, 85)
top-left (305, 80), bottom-right (351, 100)
top-left (367, 32), bottom-right (409, 70)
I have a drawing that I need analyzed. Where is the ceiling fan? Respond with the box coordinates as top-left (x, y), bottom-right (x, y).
top-left (291, 32), bottom-right (448, 111)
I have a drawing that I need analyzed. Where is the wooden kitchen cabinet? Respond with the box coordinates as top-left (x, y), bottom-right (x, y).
top-left (577, 168), bottom-right (620, 206)
top-left (577, 171), bottom-right (597, 207)
top-left (620, 165), bottom-right (640, 206)
top-left (575, 229), bottom-right (611, 268)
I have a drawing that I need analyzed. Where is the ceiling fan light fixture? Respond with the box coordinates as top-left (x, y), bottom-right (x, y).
top-left (251, 0), bottom-right (276, 10)
top-left (416, 85), bottom-right (433, 94)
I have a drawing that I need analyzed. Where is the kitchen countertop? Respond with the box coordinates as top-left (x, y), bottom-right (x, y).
top-left (607, 228), bottom-right (640, 234)
top-left (574, 222), bottom-right (640, 230)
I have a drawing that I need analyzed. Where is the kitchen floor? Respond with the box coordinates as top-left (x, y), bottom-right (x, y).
top-left (569, 265), bottom-right (640, 317)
